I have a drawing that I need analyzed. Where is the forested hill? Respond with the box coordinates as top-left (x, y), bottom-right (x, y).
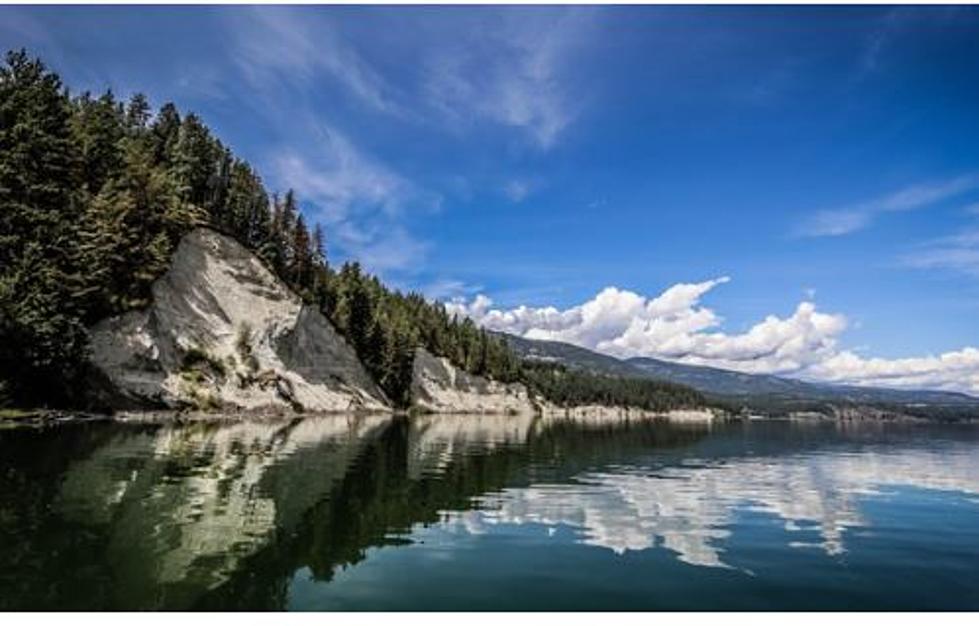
top-left (503, 333), bottom-right (979, 419)
top-left (0, 50), bottom-right (705, 413)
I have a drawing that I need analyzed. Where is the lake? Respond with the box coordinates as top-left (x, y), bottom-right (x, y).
top-left (1, 414), bottom-right (978, 610)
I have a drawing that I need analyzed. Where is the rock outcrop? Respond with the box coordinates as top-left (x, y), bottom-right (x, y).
top-left (410, 348), bottom-right (537, 414)
top-left (89, 228), bottom-right (388, 412)
top-left (409, 348), bottom-right (719, 419)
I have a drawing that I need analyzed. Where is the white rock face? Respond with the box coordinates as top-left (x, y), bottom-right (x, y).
top-left (89, 228), bottom-right (388, 412)
top-left (410, 348), bottom-right (537, 414)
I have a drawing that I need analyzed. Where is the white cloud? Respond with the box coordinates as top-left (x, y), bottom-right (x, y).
top-left (272, 126), bottom-right (437, 273)
top-left (228, 7), bottom-right (400, 114)
top-left (423, 8), bottom-right (593, 149)
top-left (902, 227), bottom-right (979, 278)
top-left (856, 7), bottom-right (963, 80)
top-left (503, 179), bottom-right (532, 203)
top-left (810, 349), bottom-right (979, 394)
top-left (859, 8), bottom-right (906, 75)
top-left (420, 279), bottom-right (483, 302)
top-left (273, 130), bottom-right (408, 222)
top-left (797, 173), bottom-right (979, 237)
top-left (452, 435), bottom-right (979, 567)
top-left (446, 278), bottom-right (979, 394)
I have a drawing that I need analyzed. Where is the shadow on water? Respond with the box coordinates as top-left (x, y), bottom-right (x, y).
top-left (1, 416), bottom-right (978, 610)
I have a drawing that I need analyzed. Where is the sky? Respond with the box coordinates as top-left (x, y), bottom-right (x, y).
top-left (2, 5), bottom-right (979, 394)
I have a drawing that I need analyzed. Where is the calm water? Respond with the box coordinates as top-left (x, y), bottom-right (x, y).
top-left (1, 415), bottom-right (978, 611)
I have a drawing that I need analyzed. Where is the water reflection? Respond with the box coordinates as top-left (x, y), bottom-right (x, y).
top-left (50, 417), bottom-right (390, 608)
top-left (1, 415), bottom-right (977, 609)
top-left (448, 439), bottom-right (979, 567)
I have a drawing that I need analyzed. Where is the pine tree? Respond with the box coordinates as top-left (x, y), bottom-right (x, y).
top-left (70, 89), bottom-right (124, 194)
top-left (151, 101), bottom-right (180, 163)
top-left (170, 112), bottom-right (216, 208)
top-left (312, 222), bottom-right (326, 267)
top-left (291, 214), bottom-right (312, 290)
top-left (346, 270), bottom-right (373, 355)
top-left (124, 93), bottom-right (151, 135)
top-left (79, 133), bottom-right (186, 317)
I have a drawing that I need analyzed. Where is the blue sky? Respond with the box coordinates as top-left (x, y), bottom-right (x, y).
top-left (3, 5), bottom-right (979, 392)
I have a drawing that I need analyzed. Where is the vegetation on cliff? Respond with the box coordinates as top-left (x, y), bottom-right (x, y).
top-left (0, 50), bottom-right (704, 412)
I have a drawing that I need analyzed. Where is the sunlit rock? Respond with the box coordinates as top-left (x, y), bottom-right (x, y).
top-left (88, 229), bottom-right (388, 412)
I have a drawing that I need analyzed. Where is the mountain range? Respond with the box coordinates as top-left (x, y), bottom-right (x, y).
top-left (500, 333), bottom-right (979, 417)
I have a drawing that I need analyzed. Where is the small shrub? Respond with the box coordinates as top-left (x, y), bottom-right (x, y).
top-left (235, 324), bottom-right (259, 373)
top-left (180, 346), bottom-right (227, 379)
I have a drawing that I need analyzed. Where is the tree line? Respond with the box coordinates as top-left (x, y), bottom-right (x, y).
top-left (0, 50), bottom-right (704, 412)
top-left (520, 361), bottom-right (707, 412)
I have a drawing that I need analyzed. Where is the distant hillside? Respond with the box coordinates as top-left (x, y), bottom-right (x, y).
top-left (501, 333), bottom-right (979, 418)
top-left (625, 356), bottom-right (977, 406)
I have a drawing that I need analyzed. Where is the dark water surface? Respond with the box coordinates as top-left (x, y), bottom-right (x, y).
top-left (1, 415), bottom-right (978, 610)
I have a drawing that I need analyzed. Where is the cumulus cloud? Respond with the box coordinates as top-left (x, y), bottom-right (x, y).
top-left (797, 173), bottom-right (979, 237)
top-left (445, 279), bottom-right (979, 394)
top-left (448, 277), bottom-right (846, 374)
top-left (810, 349), bottom-right (979, 394)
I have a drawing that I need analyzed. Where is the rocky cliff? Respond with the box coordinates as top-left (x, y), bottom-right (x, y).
top-left (88, 228), bottom-right (388, 412)
top-left (410, 348), bottom-right (538, 414)
top-left (409, 347), bottom-right (718, 421)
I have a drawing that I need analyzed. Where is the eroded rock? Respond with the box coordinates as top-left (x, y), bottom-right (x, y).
top-left (88, 228), bottom-right (388, 413)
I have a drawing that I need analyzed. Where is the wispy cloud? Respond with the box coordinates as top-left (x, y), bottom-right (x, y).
top-left (274, 130), bottom-right (405, 220)
top-left (420, 278), bottom-right (484, 302)
top-left (902, 227), bottom-right (979, 278)
top-left (272, 124), bottom-right (438, 274)
top-left (796, 173), bottom-right (979, 237)
top-left (858, 8), bottom-right (907, 76)
top-left (227, 6), bottom-right (596, 149)
top-left (423, 8), bottom-right (595, 150)
top-left (503, 179), bottom-right (532, 203)
top-left (227, 7), bottom-right (401, 115)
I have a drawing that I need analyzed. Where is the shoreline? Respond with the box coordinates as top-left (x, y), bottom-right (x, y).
top-left (7, 405), bottom-right (974, 430)
top-left (1, 404), bottom-right (725, 428)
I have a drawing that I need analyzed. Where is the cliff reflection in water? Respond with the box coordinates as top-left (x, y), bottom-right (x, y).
top-left (1, 415), bottom-right (978, 609)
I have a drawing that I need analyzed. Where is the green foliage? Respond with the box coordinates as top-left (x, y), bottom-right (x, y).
top-left (0, 50), bottom-right (89, 405)
top-left (314, 260), bottom-right (524, 407)
top-left (235, 323), bottom-right (259, 374)
top-left (0, 50), bottom-right (260, 406)
top-left (520, 361), bottom-right (706, 412)
top-left (180, 346), bottom-right (227, 380)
